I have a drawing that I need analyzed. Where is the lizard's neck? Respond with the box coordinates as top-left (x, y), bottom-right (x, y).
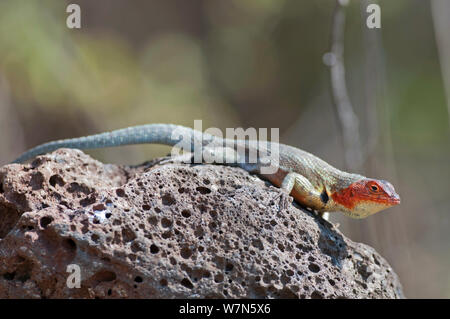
top-left (322, 169), bottom-right (365, 212)
top-left (319, 165), bottom-right (364, 194)
top-left (331, 171), bottom-right (364, 192)
top-left (325, 171), bottom-right (373, 216)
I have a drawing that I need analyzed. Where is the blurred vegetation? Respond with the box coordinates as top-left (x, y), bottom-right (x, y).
top-left (0, 0), bottom-right (448, 298)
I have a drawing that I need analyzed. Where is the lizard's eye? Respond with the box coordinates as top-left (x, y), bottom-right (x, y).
top-left (367, 182), bottom-right (381, 193)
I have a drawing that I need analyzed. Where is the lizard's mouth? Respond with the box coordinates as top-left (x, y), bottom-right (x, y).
top-left (390, 195), bottom-right (401, 205)
top-left (384, 191), bottom-right (401, 206)
top-left (368, 193), bottom-right (400, 207)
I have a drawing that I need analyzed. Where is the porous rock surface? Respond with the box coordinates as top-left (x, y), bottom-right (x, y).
top-left (0, 149), bottom-right (404, 298)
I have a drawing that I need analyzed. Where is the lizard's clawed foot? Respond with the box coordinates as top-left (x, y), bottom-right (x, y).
top-left (319, 212), bottom-right (330, 221)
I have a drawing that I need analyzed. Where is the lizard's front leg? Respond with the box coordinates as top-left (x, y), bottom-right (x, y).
top-left (281, 172), bottom-right (329, 220)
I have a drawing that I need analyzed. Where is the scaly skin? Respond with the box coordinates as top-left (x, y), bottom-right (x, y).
top-left (13, 124), bottom-right (400, 218)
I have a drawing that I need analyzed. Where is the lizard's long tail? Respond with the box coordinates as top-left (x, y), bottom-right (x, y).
top-left (13, 124), bottom-right (211, 163)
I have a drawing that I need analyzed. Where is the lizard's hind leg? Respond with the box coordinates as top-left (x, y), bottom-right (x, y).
top-left (157, 152), bottom-right (194, 165)
top-left (158, 146), bottom-right (240, 167)
top-left (202, 146), bottom-right (240, 166)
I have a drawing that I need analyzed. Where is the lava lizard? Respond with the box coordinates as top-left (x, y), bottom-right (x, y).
top-left (13, 123), bottom-right (400, 219)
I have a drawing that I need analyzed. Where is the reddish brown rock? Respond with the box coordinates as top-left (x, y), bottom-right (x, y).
top-left (0, 149), bottom-right (404, 298)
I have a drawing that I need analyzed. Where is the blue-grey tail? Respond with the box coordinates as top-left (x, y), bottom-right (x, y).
top-left (12, 124), bottom-right (205, 163)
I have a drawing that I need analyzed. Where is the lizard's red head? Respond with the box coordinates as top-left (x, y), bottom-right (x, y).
top-left (331, 178), bottom-right (400, 218)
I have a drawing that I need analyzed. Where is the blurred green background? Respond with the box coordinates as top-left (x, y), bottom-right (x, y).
top-left (0, 0), bottom-right (449, 298)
